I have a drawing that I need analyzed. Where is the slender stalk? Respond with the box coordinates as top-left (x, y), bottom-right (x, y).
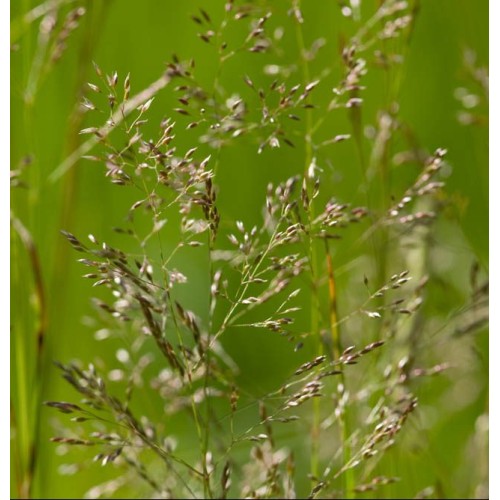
top-left (11, 230), bottom-right (32, 499)
top-left (293, 2), bottom-right (323, 483)
top-left (11, 215), bottom-right (47, 498)
top-left (325, 240), bottom-right (354, 498)
top-left (12, 0), bottom-right (38, 494)
top-left (201, 223), bottom-right (217, 499)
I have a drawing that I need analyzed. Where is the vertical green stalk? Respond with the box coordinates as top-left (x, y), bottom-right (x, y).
top-left (293, 2), bottom-right (322, 483)
top-left (201, 150), bottom-right (222, 500)
top-left (325, 241), bottom-right (354, 498)
top-left (11, 215), bottom-right (47, 499)
top-left (11, 229), bottom-right (32, 499)
top-left (12, 37), bottom-right (30, 500)
top-left (201, 225), bottom-right (215, 499)
top-left (295, 5), bottom-right (354, 494)
top-left (12, 0), bottom-right (41, 494)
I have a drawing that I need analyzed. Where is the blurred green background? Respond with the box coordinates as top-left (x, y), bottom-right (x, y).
top-left (11, 0), bottom-right (488, 498)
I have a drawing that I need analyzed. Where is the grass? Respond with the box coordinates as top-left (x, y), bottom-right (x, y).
top-left (11, 0), bottom-right (488, 498)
